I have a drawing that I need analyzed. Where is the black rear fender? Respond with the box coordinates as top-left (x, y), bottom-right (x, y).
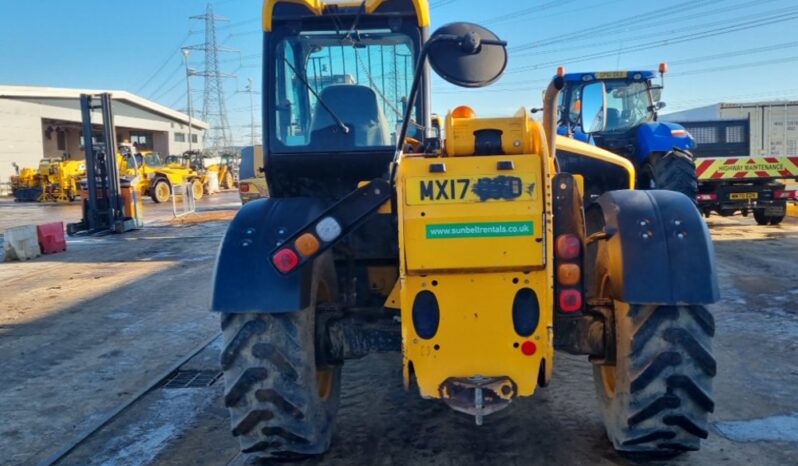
top-left (590, 189), bottom-right (719, 305)
top-left (211, 197), bottom-right (330, 313)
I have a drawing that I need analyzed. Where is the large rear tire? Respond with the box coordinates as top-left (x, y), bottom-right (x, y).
top-left (640, 149), bottom-right (698, 202)
top-left (220, 261), bottom-right (340, 460)
top-left (593, 303), bottom-right (715, 456)
top-left (590, 241), bottom-right (715, 457)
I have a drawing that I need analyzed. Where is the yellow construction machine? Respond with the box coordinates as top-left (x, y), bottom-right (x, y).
top-left (175, 150), bottom-right (237, 193)
top-left (118, 145), bottom-right (204, 203)
top-left (10, 164), bottom-right (40, 202)
top-left (206, 152), bottom-right (239, 190)
top-left (212, 0), bottom-right (719, 461)
top-left (35, 157), bottom-right (86, 202)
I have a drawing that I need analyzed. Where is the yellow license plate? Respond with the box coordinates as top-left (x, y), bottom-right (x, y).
top-left (406, 175), bottom-right (537, 205)
top-left (730, 192), bottom-right (758, 200)
top-left (594, 71), bottom-right (628, 79)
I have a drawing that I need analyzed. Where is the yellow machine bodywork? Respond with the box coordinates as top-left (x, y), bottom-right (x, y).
top-left (397, 108), bottom-right (555, 401)
top-left (263, 0), bottom-right (430, 31)
top-left (37, 158), bottom-right (86, 202)
top-left (394, 107), bottom-right (635, 405)
top-left (119, 152), bottom-right (203, 201)
top-left (10, 167), bottom-right (38, 189)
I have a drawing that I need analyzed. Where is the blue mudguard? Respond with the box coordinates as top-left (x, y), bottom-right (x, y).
top-left (211, 197), bottom-right (328, 313)
top-left (596, 189), bottom-right (719, 305)
top-left (635, 121), bottom-right (696, 165)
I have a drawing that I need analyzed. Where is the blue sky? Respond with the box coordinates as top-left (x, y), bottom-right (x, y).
top-left (2, 0), bottom-right (798, 144)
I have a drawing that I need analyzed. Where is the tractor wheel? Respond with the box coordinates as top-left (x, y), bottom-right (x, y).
top-left (151, 179), bottom-right (171, 203)
top-left (220, 262), bottom-right (340, 460)
top-left (769, 215), bottom-right (785, 225)
top-left (593, 303), bottom-right (715, 457)
top-left (223, 172), bottom-right (235, 190)
top-left (191, 179), bottom-right (204, 201)
top-left (590, 242), bottom-right (715, 457)
top-left (640, 149), bottom-right (698, 202)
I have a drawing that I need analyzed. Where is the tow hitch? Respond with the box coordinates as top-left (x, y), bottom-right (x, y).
top-left (439, 376), bottom-right (517, 426)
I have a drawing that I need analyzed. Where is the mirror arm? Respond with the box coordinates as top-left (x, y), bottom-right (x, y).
top-left (389, 38), bottom-right (442, 183)
top-left (388, 32), bottom-right (508, 184)
top-left (543, 76), bottom-right (565, 164)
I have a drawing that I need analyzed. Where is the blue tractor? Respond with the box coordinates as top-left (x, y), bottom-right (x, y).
top-left (557, 66), bottom-right (699, 200)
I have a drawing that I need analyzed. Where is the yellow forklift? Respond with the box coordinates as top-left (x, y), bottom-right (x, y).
top-left (212, 0), bottom-right (718, 460)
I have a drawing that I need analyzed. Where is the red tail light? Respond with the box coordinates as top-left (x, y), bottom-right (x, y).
top-left (559, 289), bottom-right (583, 313)
top-left (775, 190), bottom-right (796, 199)
top-left (272, 248), bottom-right (299, 273)
top-left (697, 193), bottom-right (717, 201)
top-left (240, 183), bottom-right (250, 193)
top-left (520, 341), bottom-right (537, 356)
top-left (556, 234), bottom-right (581, 260)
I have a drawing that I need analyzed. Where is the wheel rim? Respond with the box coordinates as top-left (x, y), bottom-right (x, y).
top-left (316, 369), bottom-right (334, 400)
top-left (597, 274), bottom-right (626, 400)
top-left (155, 183), bottom-right (169, 202)
top-left (600, 365), bottom-right (617, 398)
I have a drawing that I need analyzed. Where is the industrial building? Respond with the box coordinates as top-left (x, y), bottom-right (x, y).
top-left (0, 85), bottom-right (208, 182)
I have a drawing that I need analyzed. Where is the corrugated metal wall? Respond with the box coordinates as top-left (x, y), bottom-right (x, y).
top-left (720, 102), bottom-right (798, 157)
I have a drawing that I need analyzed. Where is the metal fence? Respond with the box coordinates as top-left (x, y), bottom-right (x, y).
top-left (171, 183), bottom-right (197, 218)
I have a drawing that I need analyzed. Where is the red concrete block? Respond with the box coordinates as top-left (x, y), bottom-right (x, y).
top-left (37, 222), bottom-right (67, 255)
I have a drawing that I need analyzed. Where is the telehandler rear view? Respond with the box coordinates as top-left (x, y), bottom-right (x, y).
top-left (212, 0), bottom-right (719, 460)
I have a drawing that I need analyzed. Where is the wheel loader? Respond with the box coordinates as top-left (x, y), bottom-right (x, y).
top-left (212, 0), bottom-right (719, 460)
top-left (118, 145), bottom-right (204, 203)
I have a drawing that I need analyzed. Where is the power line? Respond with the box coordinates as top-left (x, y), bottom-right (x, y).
top-left (511, 0), bottom-right (780, 59)
top-left (510, 0), bottom-right (722, 53)
top-left (508, 7), bottom-right (798, 73)
top-left (136, 32), bottom-right (191, 94)
top-left (482, 0), bottom-right (578, 25)
top-left (147, 62), bottom-right (184, 100)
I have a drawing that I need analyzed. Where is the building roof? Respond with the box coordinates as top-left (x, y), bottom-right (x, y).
top-left (0, 85), bottom-right (209, 130)
top-left (719, 100), bottom-right (798, 108)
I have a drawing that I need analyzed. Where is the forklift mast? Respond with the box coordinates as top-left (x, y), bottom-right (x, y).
top-left (67, 94), bottom-right (142, 235)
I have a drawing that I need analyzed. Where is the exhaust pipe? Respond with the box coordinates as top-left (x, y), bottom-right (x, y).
top-left (542, 76), bottom-right (565, 165)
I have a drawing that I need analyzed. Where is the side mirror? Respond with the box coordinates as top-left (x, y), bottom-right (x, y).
top-left (427, 22), bottom-right (507, 88)
top-left (390, 22), bottom-right (507, 176)
top-left (580, 81), bottom-right (607, 134)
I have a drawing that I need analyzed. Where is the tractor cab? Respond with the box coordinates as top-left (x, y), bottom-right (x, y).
top-left (559, 70), bottom-right (664, 156)
top-left (557, 67), bottom-right (697, 192)
top-left (264, 0), bottom-right (430, 199)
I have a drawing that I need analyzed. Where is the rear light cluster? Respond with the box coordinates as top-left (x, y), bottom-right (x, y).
top-left (271, 216), bottom-right (342, 273)
top-left (775, 190), bottom-right (796, 199)
top-left (697, 193), bottom-right (717, 202)
top-left (555, 233), bottom-right (583, 313)
top-left (239, 183), bottom-right (250, 193)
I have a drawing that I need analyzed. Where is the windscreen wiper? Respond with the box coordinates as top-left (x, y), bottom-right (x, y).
top-left (283, 58), bottom-right (349, 134)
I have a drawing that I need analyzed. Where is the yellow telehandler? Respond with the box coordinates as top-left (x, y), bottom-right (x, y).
top-left (212, 0), bottom-right (719, 460)
top-left (118, 145), bottom-right (204, 203)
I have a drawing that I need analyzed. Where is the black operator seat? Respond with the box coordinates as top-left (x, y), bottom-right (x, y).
top-left (605, 108), bottom-right (622, 131)
top-left (310, 84), bottom-right (390, 149)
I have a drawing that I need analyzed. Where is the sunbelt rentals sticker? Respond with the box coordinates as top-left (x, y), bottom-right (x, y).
top-left (426, 221), bottom-right (534, 239)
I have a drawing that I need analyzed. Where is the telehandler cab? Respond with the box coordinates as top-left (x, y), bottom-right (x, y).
top-left (212, 0), bottom-right (719, 460)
